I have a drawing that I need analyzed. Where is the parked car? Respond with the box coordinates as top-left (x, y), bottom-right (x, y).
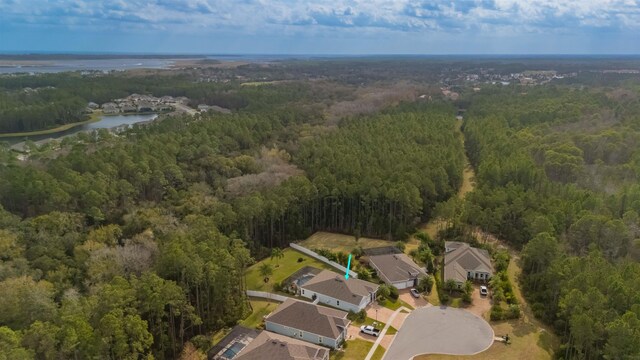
top-left (480, 286), bottom-right (488, 296)
top-left (360, 325), bottom-right (380, 337)
top-left (410, 288), bottom-right (421, 298)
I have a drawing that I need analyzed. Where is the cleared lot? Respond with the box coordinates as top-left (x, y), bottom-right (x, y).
top-left (383, 306), bottom-right (494, 360)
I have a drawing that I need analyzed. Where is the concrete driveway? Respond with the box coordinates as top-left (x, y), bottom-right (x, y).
top-left (383, 306), bottom-right (494, 360)
top-left (399, 289), bottom-right (429, 308)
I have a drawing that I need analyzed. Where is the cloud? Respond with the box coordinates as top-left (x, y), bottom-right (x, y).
top-left (1, 0), bottom-right (639, 34)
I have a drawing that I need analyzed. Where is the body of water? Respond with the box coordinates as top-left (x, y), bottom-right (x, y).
top-left (5, 113), bottom-right (158, 146)
top-left (0, 59), bottom-right (176, 74)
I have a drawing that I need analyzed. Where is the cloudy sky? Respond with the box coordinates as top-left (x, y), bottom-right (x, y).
top-left (1, 0), bottom-right (639, 54)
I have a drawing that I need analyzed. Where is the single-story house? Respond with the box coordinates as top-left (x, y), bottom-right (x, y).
top-left (265, 298), bottom-right (350, 349)
top-left (300, 269), bottom-right (379, 312)
top-left (368, 253), bottom-right (427, 289)
top-left (444, 242), bottom-right (494, 288)
top-left (235, 331), bottom-right (329, 360)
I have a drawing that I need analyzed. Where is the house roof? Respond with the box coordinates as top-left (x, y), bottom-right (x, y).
top-left (368, 253), bottom-right (426, 284)
top-left (301, 270), bottom-right (379, 305)
top-left (445, 241), bottom-right (466, 252)
top-left (444, 243), bottom-right (494, 283)
top-left (265, 299), bottom-right (350, 340)
top-left (235, 331), bottom-right (329, 360)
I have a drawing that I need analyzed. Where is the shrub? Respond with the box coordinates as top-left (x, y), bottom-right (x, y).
top-left (417, 275), bottom-right (434, 293)
top-left (462, 292), bottom-right (472, 304)
top-left (395, 241), bottom-right (406, 252)
top-left (507, 304), bottom-right (521, 319)
top-left (272, 281), bottom-right (283, 292)
top-left (356, 309), bottom-right (366, 322)
top-left (352, 246), bottom-right (364, 259)
top-left (297, 257), bottom-right (304, 263)
top-left (388, 285), bottom-right (399, 301)
top-left (439, 293), bottom-right (450, 304)
top-left (490, 305), bottom-right (504, 321)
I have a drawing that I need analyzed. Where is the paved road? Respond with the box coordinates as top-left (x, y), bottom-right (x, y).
top-left (383, 306), bottom-right (494, 360)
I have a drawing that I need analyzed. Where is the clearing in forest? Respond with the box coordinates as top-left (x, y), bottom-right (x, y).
top-left (299, 231), bottom-right (393, 253)
top-left (244, 248), bottom-right (334, 292)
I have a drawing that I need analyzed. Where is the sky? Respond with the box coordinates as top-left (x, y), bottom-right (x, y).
top-left (0, 0), bottom-right (639, 55)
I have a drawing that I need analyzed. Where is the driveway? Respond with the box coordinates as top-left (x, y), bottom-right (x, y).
top-left (399, 289), bottom-right (429, 308)
top-left (383, 306), bottom-right (494, 360)
top-left (465, 286), bottom-right (492, 318)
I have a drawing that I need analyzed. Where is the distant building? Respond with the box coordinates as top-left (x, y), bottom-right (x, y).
top-left (101, 102), bottom-right (119, 114)
top-left (198, 104), bottom-right (210, 112)
top-left (368, 253), bottom-right (426, 289)
top-left (87, 102), bottom-right (99, 110)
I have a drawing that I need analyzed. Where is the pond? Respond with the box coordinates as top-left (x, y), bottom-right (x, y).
top-left (4, 113), bottom-right (158, 146)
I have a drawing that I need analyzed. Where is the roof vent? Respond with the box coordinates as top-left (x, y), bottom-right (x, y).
top-left (271, 341), bottom-right (278, 345)
top-left (280, 343), bottom-right (286, 347)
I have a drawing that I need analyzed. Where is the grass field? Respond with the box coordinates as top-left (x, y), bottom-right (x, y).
top-left (0, 110), bottom-right (102, 138)
top-left (300, 231), bottom-right (393, 253)
top-left (245, 248), bottom-right (334, 292)
top-left (331, 339), bottom-right (385, 360)
top-left (240, 299), bottom-right (280, 328)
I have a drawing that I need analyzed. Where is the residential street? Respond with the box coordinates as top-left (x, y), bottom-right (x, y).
top-left (383, 306), bottom-right (494, 360)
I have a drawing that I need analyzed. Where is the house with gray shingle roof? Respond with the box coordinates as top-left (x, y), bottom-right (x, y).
top-left (234, 331), bottom-right (329, 360)
top-left (300, 269), bottom-right (379, 312)
top-left (444, 242), bottom-right (494, 288)
top-left (368, 253), bottom-right (427, 289)
top-left (265, 298), bottom-right (350, 349)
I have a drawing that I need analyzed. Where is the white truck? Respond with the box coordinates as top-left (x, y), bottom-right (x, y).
top-left (360, 325), bottom-right (381, 337)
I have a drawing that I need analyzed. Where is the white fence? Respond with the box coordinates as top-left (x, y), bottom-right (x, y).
top-left (246, 290), bottom-right (288, 302)
top-left (289, 243), bottom-right (358, 278)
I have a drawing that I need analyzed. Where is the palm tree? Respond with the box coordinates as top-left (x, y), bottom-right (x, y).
top-left (445, 279), bottom-right (458, 295)
top-left (259, 263), bottom-right (274, 283)
top-left (270, 248), bottom-right (284, 267)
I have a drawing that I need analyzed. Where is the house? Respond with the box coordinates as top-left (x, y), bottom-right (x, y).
top-left (101, 102), bottom-right (119, 114)
top-left (87, 102), bottom-right (99, 110)
top-left (265, 298), bottom-right (350, 349)
top-left (300, 270), bottom-right (378, 312)
top-left (234, 331), bottom-right (329, 360)
top-left (444, 242), bottom-right (494, 288)
top-left (368, 253), bottom-right (427, 289)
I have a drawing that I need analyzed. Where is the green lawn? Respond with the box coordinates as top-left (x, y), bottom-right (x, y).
top-left (379, 298), bottom-right (414, 311)
top-left (331, 339), bottom-right (385, 360)
top-left (245, 248), bottom-right (334, 292)
top-left (353, 317), bottom-right (398, 335)
top-left (240, 299), bottom-right (280, 328)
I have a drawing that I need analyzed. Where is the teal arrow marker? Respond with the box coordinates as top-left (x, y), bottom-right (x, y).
top-left (345, 254), bottom-right (352, 280)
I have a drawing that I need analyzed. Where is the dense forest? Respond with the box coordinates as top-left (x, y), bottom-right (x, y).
top-left (461, 85), bottom-right (640, 359)
top-left (0, 70), bottom-right (463, 358)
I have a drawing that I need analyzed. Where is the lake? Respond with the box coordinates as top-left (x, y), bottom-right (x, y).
top-left (4, 113), bottom-right (158, 146)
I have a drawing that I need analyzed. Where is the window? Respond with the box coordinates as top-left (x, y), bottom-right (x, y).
top-left (299, 331), bottom-right (303, 338)
top-left (302, 289), bottom-right (305, 295)
top-left (319, 336), bottom-right (323, 343)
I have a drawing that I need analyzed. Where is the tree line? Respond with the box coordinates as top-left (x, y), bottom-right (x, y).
top-left (461, 84), bottom-right (640, 359)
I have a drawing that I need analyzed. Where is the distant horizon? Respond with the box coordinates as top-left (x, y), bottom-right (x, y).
top-left (2, 52), bottom-right (640, 58)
